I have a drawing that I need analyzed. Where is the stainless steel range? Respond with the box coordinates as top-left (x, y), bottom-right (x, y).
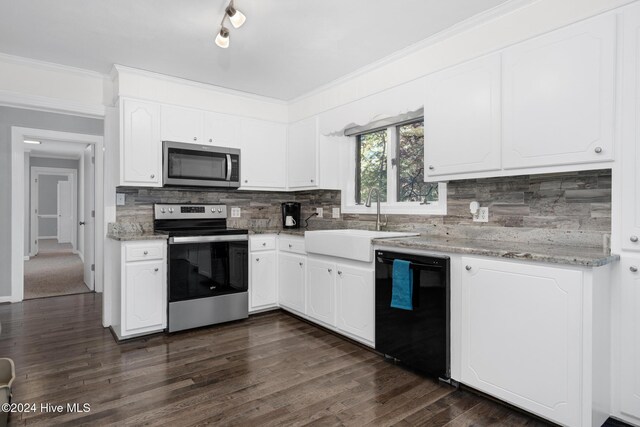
top-left (154, 204), bottom-right (248, 332)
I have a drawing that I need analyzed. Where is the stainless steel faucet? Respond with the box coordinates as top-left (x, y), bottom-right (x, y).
top-left (365, 188), bottom-right (387, 231)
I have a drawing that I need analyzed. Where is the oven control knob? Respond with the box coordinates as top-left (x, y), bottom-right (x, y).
top-left (168, 208), bottom-right (174, 213)
top-left (211, 208), bottom-right (215, 213)
top-left (160, 208), bottom-right (166, 213)
top-left (217, 208), bottom-right (222, 213)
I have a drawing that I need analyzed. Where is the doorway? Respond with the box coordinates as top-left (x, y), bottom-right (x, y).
top-left (24, 148), bottom-right (95, 299)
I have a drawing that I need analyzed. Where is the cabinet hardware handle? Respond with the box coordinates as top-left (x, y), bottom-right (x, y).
top-left (631, 266), bottom-right (638, 273)
top-left (631, 236), bottom-right (639, 243)
top-left (144, 251), bottom-right (148, 255)
top-left (288, 244), bottom-right (292, 248)
top-left (428, 165), bottom-right (435, 170)
top-left (594, 147), bottom-right (603, 154)
top-left (209, 138), bottom-right (213, 143)
top-left (193, 137), bottom-right (197, 141)
top-left (328, 268), bottom-right (332, 273)
top-left (150, 174), bottom-right (155, 179)
top-left (262, 242), bottom-right (266, 246)
top-left (310, 179), bottom-right (314, 183)
top-left (299, 262), bottom-right (303, 267)
top-left (337, 271), bottom-right (342, 275)
top-left (465, 265), bottom-right (472, 271)
top-left (154, 268), bottom-right (159, 272)
top-left (256, 258), bottom-right (260, 262)
top-left (245, 180), bottom-right (248, 183)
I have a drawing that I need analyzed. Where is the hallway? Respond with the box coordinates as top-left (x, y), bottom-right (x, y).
top-left (23, 239), bottom-right (90, 299)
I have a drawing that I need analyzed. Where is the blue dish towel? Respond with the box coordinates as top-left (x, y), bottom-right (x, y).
top-left (391, 259), bottom-right (413, 310)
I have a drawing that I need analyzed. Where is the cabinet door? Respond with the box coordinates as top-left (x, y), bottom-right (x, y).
top-left (161, 105), bottom-right (203, 144)
top-left (203, 111), bottom-right (240, 147)
top-left (306, 258), bottom-right (335, 327)
top-left (124, 260), bottom-right (165, 332)
top-left (240, 118), bottom-right (287, 189)
top-left (287, 117), bottom-right (318, 188)
top-left (278, 253), bottom-right (306, 313)
top-left (250, 251), bottom-right (277, 311)
top-left (621, 5), bottom-right (640, 252)
top-left (424, 54), bottom-right (502, 179)
top-left (620, 257), bottom-right (640, 419)
top-left (121, 99), bottom-right (161, 186)
top-left (502, 15), bottom-right (615, 169)
top-left (336, 264), bottom-right (374, 345)
top-left (460, 257), bottom-right (583, 426)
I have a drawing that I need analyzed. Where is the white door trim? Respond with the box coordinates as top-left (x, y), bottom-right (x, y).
top-left (11, 127), bottom-right (104, 304)
top-left (30, 167), bottom-right (78, 256)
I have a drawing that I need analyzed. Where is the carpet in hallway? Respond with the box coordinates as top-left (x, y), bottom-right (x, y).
top-left (23, 239), bottom-right (90, 299)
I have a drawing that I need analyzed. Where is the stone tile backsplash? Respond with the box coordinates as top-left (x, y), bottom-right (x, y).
top-left (116, 169), bottom-right (611, 248)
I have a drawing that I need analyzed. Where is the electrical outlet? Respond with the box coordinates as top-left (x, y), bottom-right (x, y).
top-left (332, 207), bottom-right (340, 219)
top-left (316, 207), bottom-right (323, 218)
top-left (474, 207), bottom-right (489, 223)
top-left (231, 207), bottom-right (241, 218)
top-left (116, 193), bottom-right (125, 206)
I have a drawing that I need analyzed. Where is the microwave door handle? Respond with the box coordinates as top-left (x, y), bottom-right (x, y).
top-left (226, 154), bottom-right (232, 181)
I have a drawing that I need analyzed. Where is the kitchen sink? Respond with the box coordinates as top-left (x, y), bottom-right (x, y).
top-left (305, 229), bottom-right (419, 262)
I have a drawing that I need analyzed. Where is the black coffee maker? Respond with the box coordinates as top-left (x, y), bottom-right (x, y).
top-left (281, 202), bottom-right (301, 229)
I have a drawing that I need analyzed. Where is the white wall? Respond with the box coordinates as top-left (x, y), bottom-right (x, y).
top-left (289, 0), bottom-right (636, 122)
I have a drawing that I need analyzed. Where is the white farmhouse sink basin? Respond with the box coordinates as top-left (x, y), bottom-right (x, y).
top-left (305, 229), bottom-right (419, 262)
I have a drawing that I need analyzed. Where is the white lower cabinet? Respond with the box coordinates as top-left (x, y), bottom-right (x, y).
top-left (306, 258), bottom-right (335, 327)
top-left (249, 242), bottom-right (278, 313)
top-left (112, 240), bottom-right (167, 339)
top-left (278, 252), bottom-right (306, 314)
top-left (335, 264), bottom-right (375, 345)
top-left (620, 257), bottom-right (640, 421)
top-left (460, 256), bottom-right (610, 427)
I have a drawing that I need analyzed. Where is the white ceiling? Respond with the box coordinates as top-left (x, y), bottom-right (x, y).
top-left (0, 0), bottom-right (510, 100)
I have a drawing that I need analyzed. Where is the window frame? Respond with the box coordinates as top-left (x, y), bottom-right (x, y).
top-left (345, 119), bottom-right (447, 216)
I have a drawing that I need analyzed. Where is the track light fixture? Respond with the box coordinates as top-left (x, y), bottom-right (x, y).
top-left (215, 1), bottom-right (246, 49)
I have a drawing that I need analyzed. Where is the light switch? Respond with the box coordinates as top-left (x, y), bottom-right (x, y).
top-left (116, 193), bottom-right (125, 206)
top-left (231, 207), bottom-right (241, 218)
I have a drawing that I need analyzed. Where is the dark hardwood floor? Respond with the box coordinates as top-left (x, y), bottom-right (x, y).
top-left (0, 293), bottom-right (549, 426)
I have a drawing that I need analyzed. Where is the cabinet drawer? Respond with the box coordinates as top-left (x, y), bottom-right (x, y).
top-left (279, 237), bottom-right (306, 254)
top-left (124, 242), bottom-right (164, 262)
top-left (251, 236), bottom-right (277, 251)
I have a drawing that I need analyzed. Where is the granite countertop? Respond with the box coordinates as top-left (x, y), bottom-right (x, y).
top-left (106, 231), bottom-right (169, 241)
top-left (250, 229), bottom-right (306, 237)
top-left (372, 235), bottom-right (619, 267)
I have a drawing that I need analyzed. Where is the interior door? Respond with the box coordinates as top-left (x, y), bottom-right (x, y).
top-left (83, 147), bottom-right (95, 290)
top-left (57, 180), bottom-right (72, 243)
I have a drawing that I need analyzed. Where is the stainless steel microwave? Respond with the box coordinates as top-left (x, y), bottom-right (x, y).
top-left (163, 141), bottom-right (240, 188)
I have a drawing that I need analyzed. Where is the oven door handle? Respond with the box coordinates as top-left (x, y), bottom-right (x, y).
top-left (226, 154), bottom-right (232, 181)
top-left (169, 235), bottom-right (248, 244)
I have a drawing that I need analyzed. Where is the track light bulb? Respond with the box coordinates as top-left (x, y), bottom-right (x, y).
top-left (215, 27), bottom-right (230, 48)
top-left (225, 5), bottom-right (246, 28)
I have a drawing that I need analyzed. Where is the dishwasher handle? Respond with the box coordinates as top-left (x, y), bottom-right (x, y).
top-left (376, 256), bottom-right (446, 271)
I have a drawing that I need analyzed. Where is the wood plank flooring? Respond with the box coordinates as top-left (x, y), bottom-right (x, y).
top-left (0, 293), bottom-right (550, 426)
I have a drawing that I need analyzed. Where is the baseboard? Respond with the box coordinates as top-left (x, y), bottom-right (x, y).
top-left (0, 297), bottom-right (16, 304)
top-left (23, 256), bottom-right (29, 261)
top-left (77, 251), bottom-right (84, 262)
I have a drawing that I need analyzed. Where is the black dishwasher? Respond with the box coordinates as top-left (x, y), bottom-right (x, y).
top-left (375, 250), bottom-right (450, 380)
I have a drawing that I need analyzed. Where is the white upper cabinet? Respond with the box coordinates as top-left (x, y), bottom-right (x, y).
top-left (287, 117), bottom-right (318, 189)
top-left (160, 105), bottom-right (204, 144)
top-left (203, 111), bottom-right (240, 148)
top-left (240, 118), bottom-right (287, 189)
top-left (502, 15), bottom-right (616, 169)
top-left (621, 4), bottom-right (640, 252)
top-left (424, 54), bottom-right (502, 179)
top-left (121, 99), bottom-right (161, 186)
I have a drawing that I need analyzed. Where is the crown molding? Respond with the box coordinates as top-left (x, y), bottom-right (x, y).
top-left (288, 0), bottom-right (542, 104)
top-left (0, 52), bottom-right (106, 80)
top-left (113, 64), bottom-right (289, 106)
top-left (0, 90), bottom-right (106, 118)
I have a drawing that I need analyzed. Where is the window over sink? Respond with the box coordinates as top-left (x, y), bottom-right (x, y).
top-left (349, 119), bottom-right (446, 215)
